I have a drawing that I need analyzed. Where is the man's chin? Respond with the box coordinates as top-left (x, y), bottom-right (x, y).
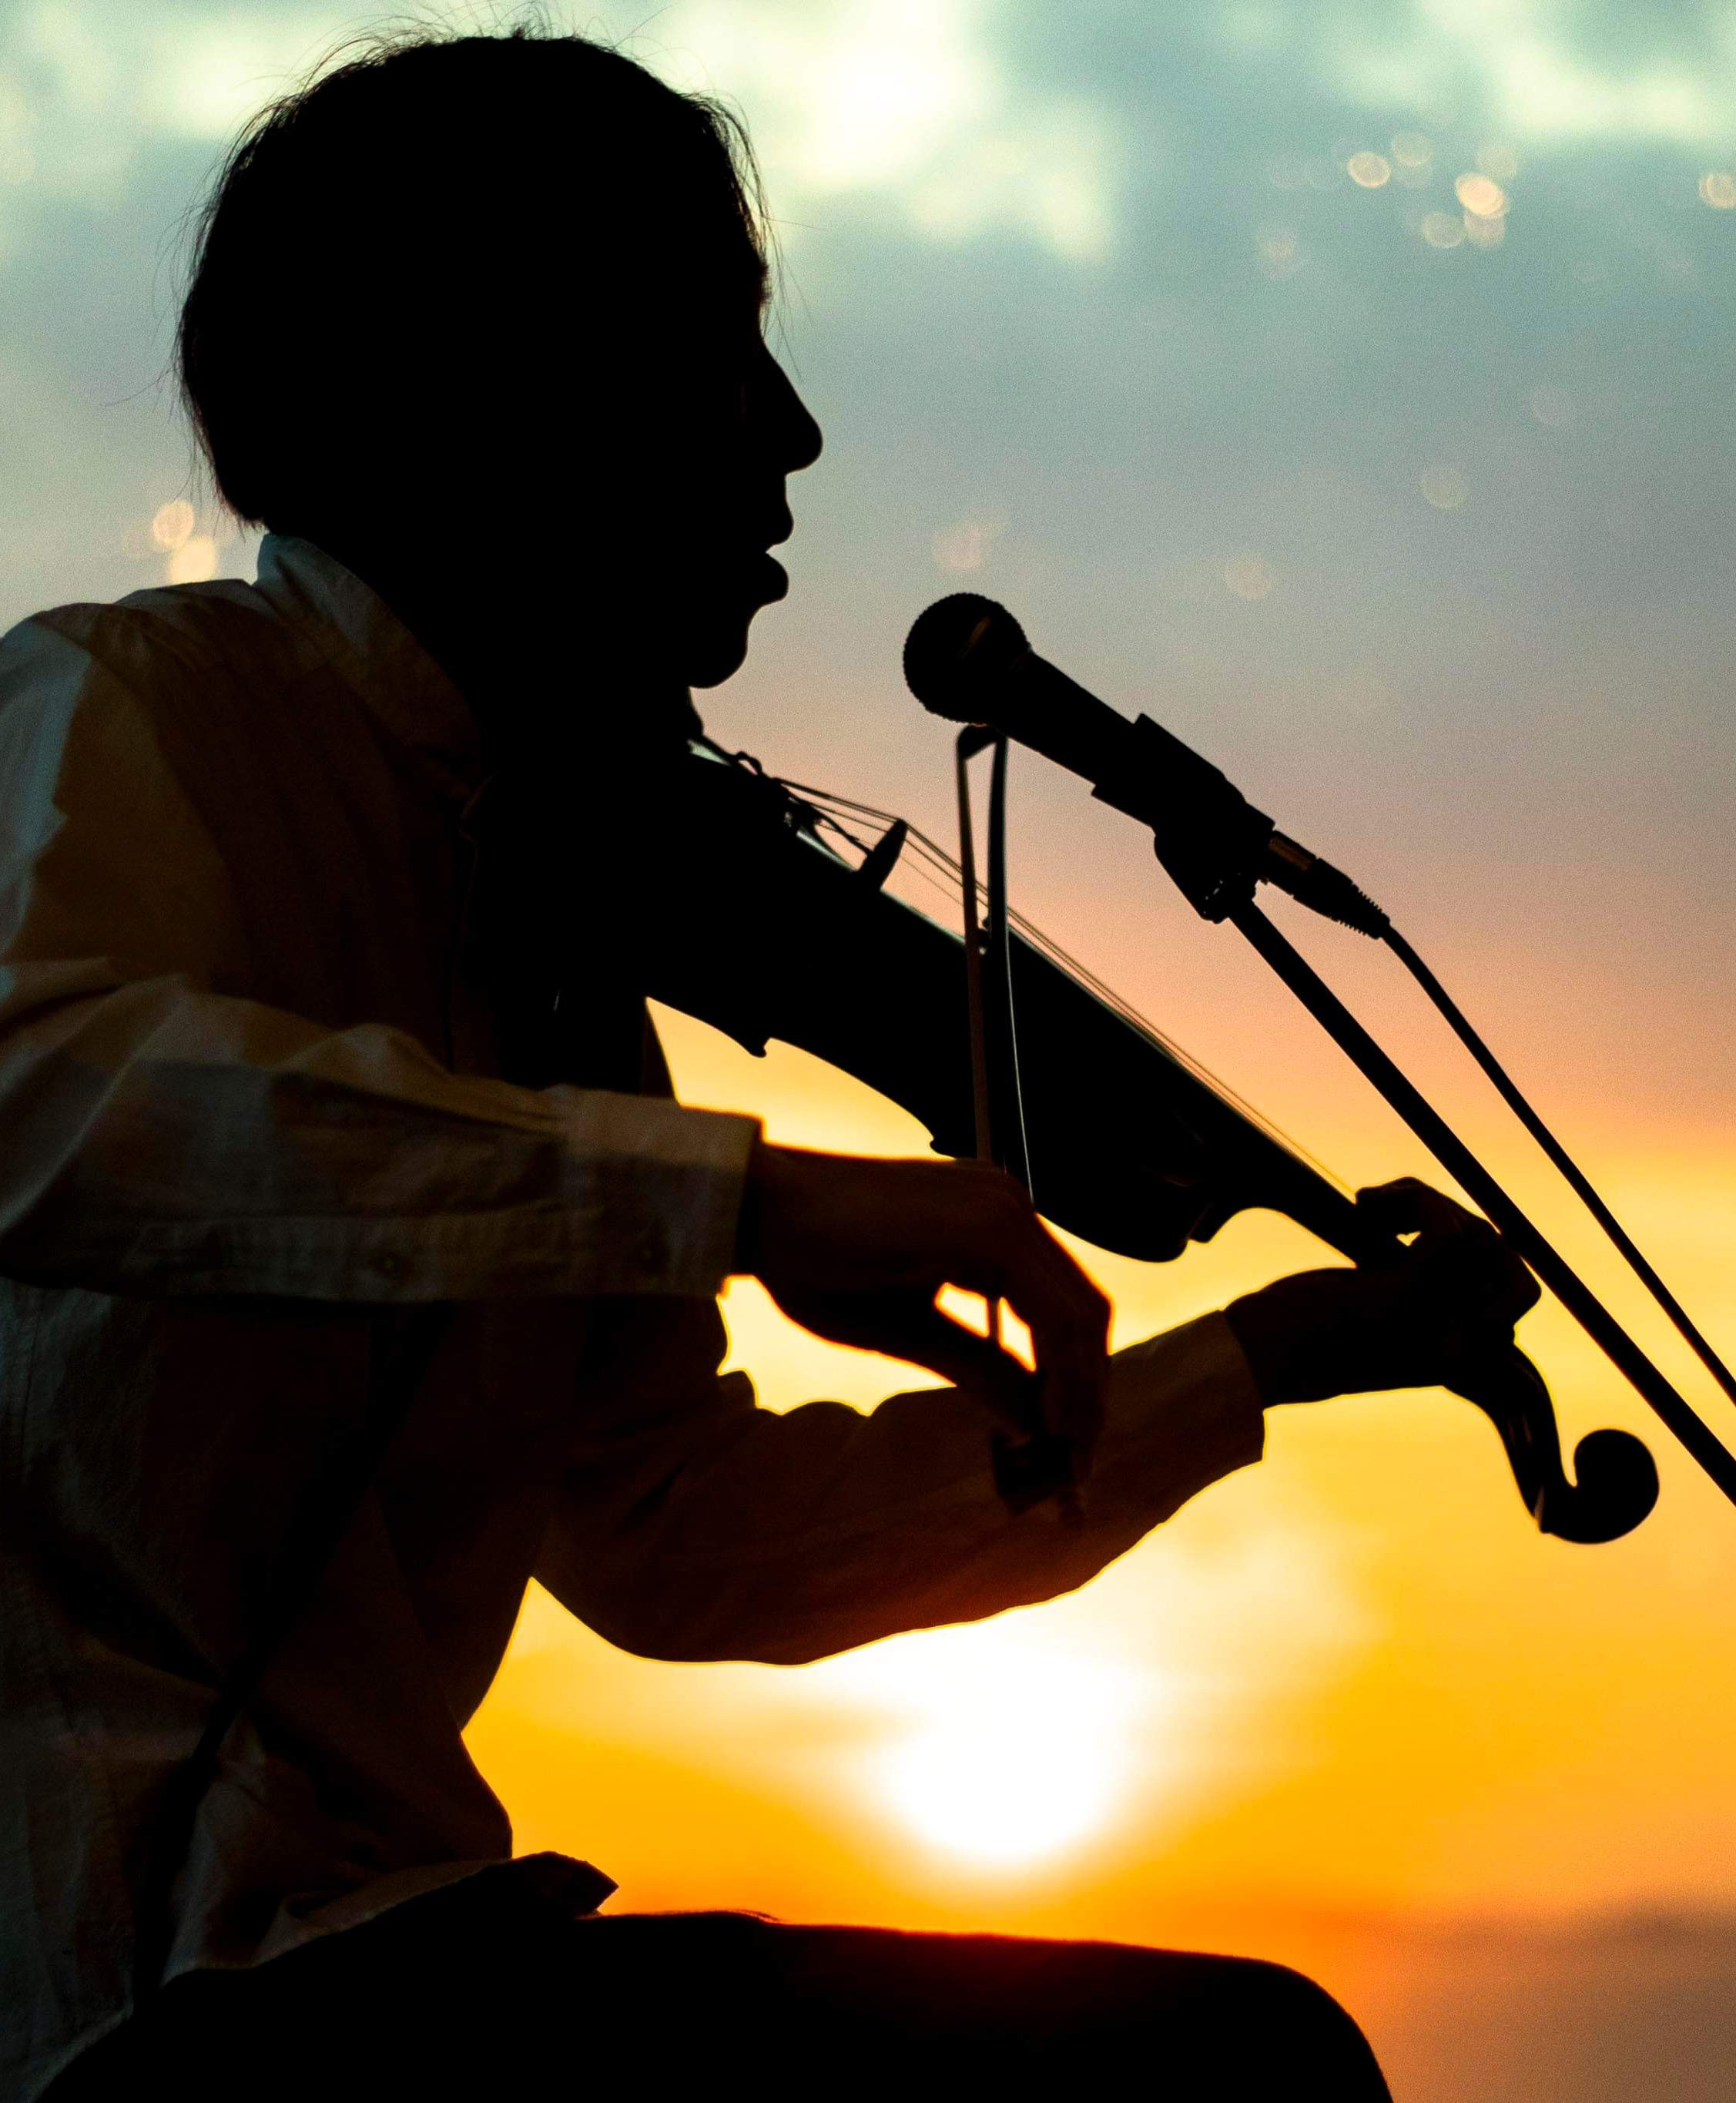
top-left (682, 612), bottom-right (756, 690)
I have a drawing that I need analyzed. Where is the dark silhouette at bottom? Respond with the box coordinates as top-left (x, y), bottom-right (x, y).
top-left (52, 1868), bottom-right (1389, 2097)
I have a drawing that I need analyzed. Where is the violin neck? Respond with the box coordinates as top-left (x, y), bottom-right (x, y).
top-left (1263, 1160), bottom-right (1392, 1270)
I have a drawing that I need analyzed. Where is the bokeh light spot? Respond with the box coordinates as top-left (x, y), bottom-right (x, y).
top-left (1698, 171), bottom-right (1736, 209)
top-left (1529, 384), bottom-right (1576, 428)
top-left (1455, 173), bottom-right (1510, 218)
top-left (1420, 465), bottom-right (1470, 510)
top-left (931, 517), bottom-right (1004, 574)
top-left (1390, 131), bottom-right (1432, 167)
top-left (1420, 211), bottom-right (1464, 248)
top-left (166, 535), bottom-right (218, 585)
top-left (149, 499), bottom-right (195, 552)
top-left (1463, 210), bottom-right (1506, 248)
top-left (1347, 151), bottom-right (1391, 188)
top-left (1223, 553), bottom-right (1275, 600)
top-left (1255, 223), bottom-right (1303, 279)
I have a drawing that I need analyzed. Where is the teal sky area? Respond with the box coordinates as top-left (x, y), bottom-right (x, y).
top-left (4, 0), bottom-right (1735, 1155)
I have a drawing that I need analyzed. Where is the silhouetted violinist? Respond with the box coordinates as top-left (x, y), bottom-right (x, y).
top-left (0, 25), bottom-right (1580, 2102)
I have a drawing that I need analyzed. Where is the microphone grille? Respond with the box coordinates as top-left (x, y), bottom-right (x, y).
top-left (903, 593), bottom-right (1029, 721)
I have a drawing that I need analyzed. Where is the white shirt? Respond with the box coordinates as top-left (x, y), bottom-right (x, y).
top-left (0, 535), bottom-right (1265, 2098)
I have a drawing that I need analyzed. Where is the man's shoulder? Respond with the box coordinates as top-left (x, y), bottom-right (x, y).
top-left (2, 574), bottom-right (310, 707)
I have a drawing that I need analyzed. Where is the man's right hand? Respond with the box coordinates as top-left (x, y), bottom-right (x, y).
top-left (734, 1141), bottom-right (1111, 1471)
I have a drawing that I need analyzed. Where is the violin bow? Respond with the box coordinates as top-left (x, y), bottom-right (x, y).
top-left (954, 728), bottom-right (1085, 1522)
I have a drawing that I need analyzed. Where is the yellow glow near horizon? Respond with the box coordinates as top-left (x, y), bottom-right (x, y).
top-left (462, 973), bottom-right (1736, 1976)
top-left (820, 1618), bottom-right (1153, 1871)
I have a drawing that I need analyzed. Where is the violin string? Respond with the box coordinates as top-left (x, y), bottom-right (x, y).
top-left (800, 785), bottom-right (1213, 1052)
top-left (783, 779), bottom-right (1348, 1196)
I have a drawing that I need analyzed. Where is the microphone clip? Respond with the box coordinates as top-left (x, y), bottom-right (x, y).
top-left (1096, 717), bottom-right (1390, 938)
top-left (1093, 715), bottom-right (1275, 924)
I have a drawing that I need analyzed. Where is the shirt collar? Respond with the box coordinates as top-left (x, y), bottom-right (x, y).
top-left (252, 532), bottom-right (484, 806)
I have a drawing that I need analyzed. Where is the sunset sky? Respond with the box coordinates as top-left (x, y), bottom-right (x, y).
top-left (6, 2), bottom-right (1736, 2093)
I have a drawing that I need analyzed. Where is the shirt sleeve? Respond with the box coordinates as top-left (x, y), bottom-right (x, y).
top-left (536, 1300), bottom-right (1265, 1665)
top-left (0, 617), bottom-right (758, 1302)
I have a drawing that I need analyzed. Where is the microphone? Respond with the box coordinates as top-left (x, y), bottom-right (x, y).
top-left (903, 592), bottom-right (1387, 937)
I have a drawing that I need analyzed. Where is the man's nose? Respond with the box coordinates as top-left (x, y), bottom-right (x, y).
top-left (759, 350), bottom-right (823, 474)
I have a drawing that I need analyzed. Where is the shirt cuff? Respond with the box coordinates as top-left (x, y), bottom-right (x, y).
top-left (547, 1088), bottom-right (760, 1297)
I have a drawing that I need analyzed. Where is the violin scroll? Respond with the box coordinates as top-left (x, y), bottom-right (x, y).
top-left (1451, 1346), bottom-right (1660, 1545)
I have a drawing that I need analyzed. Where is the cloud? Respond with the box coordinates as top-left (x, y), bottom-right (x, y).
top-left (1322, 0), bottom-right (1736, 143)
top-left (0, 0), bottom-right (1121, 259)
top-left (0, 2), bottom-right (347, 203)
top-left (995, 0), bottom-right (1736, 198)
top-left (624, 0), bottom-right (1118, 261)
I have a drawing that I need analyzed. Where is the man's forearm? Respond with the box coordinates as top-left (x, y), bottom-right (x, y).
top-left (544, 1313), bottom-right (1265, 1666)
top-left (0, 974), bottom-right (757, 1302)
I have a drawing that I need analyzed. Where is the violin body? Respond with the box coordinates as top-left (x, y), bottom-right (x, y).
top-left (642, 741), bottom-right (1657, 1545)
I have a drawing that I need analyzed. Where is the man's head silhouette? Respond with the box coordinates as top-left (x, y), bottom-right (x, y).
top-left (177, 26), bottom-right (822, 718)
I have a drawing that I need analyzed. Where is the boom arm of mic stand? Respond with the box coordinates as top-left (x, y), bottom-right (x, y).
top-left (1228, 900), bottom-right (1736, 1513)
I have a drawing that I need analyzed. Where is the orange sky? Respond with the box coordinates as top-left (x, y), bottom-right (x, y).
top-left (466, 995), bottom-right (1736, 1996)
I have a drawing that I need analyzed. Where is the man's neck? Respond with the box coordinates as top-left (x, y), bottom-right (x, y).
top-left (297, 525), bottom-right (696, 769)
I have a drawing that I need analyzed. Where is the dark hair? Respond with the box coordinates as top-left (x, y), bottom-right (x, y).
top-left (177, 25), bottom-right (769, 528)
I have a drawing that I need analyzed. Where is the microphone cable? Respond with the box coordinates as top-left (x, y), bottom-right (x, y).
top-left (1381, 926), bottom-right (1736, 1413)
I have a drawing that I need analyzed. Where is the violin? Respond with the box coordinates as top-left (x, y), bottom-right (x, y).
top-left (638, 734), bottom-right (1661, 1546)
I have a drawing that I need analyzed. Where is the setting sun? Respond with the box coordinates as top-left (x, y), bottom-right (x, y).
top-left (819, 1618), bottom-right (1154, 1871)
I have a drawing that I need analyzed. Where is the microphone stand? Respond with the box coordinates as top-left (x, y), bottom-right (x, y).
top-left (902, 589), bottom-right (1736, 1514)
top-left (1226, 899), bottom-right (1736, 1510)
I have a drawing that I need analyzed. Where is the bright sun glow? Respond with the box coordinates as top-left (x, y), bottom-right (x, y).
top-left (876, 1713), bottom-right (1129, 1867)
top-left (813, 1616), bottom-right (1159, 1872)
